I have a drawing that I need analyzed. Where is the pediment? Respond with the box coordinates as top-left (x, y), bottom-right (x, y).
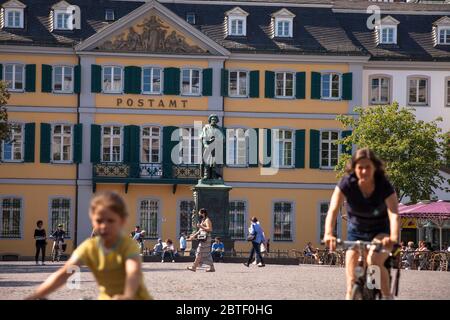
top-left (379, 15), bottom-right (400, 26)
top-left (2, 0), bottom-right (26, 9)
top-left (76, 0), bottom-right (228, 56)
top-left (434, 16), bottom-right (450, 27)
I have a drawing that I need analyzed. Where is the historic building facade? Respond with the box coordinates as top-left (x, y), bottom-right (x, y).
top-left (0, 0), bottom-right (449, 257)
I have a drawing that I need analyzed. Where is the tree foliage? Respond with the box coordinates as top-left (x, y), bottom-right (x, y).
top-left (336, 102), bottom-right (446, 202)
top-left (0, 81), bottom-right (11, 142)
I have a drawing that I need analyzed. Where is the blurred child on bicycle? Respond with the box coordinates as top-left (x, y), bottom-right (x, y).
top-left (26, 191), bottom-right (152, 300)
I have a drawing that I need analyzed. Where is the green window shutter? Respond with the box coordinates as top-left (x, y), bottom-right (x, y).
top-left (90, 124), bottom-right (101, 163)
top-left (123, 126), bottom-right (131, 162)
top-left (248, 128), bottom-right (259, 167)
top-left (40, 123), bottom-right (51, 163)
top-left (249, 71), bottom-right (260, 98)
top-left (74, 65), bottom-right (81, 94)
top-left (295, 72), bottom-right (306, 99)
top-left (341, 130), bottom-right (352, 155)
top-left (295, 129), bottom-right (306, 168)
top-left (41, 64), bottom-right (52, 93)
top-left (123, 125), bottom-right (140, 164)
top-left (91, 65), bottom-right (102, 93)
top-left (202, 68), bottom-right (213, 96)
top-left (25, 64), bottom-right (36, 92)
top-left (24, 123), bottom-right (35, 163)
top-left (0, 64), bottom-right (3, 80)
top-left (73, 124), bottom-right (83, 163)
top-left (263, 128), bottom-right (272, 168)
top-left (342, 72), bottom-right (353, 100)
top-left (221, 69), bottom-right (229, 97)
top-left (124, 66), bottom-right (141, 94)
top-left (309, 129), bottom-right (320, 169)
top-left (311, 72), bottom-right (321, 100)
top-left (264, 71), bottom-right (275, 98)
top-left (162, 126), bottom-right (178, 179)
top-left (163, 67), bottom-right (180, 95)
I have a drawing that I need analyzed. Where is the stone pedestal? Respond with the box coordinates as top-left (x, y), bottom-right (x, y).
top-left (192, 179), bottom-right (234, 251)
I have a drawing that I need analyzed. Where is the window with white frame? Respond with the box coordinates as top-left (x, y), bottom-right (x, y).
top-left (142, 67), bottom-right (162, 94)
top-left (273, 201), bottom-right (293, 241)
top-left (370, 76), bottom-right (390, 104)
top-left (408, 77), bottom-right (428, 105)
top-left (186, 12), bottom-right (196, 25)
top-left (54, 11), bottom-right (72, 30)
top-left (50, 198), bottom-right (70, 237)
top-left (105, 9), bottom-right (115, 21)
top-left (229, 200), bottom-right (246, 240)
top-left (139, 199), bottom-right (159, 239)
top-left (180, 128), bottom-right (201, 165)
top-left (103, 66), bottom-right (123, 93)
top-left (4, 64), bottom-right (24, 91)
top-left (275, 72), bottom-right (294, 98)
top-left (275, 19), bottom-right (292, 37)
top-left (181, 69), bottom-right (200, 95)
top-left (227, 128), bottom-right (247, 166)
top-left (319, 202), bottom-right (338, 240)
top-left (320, 130), bottom-right (339, 168)
top-left (229, 71), bottom-right (248, 97)
top-left (274, 129), bottom-right (293, 168)
top-left (5, 9), bottom-right (23, 28)
top-left (53, 66), bottom-right (74, 93)
top-left (380, 26), bottom-right (396, 44)
top-left (179, 200), bottom-right (195, 236)
top-left (321, 73), bottom-right (341, 99)
top-left (0, 197), bottom-right (21, 238)
top-left (438, 28), bottom-right (450, 45)
top-left (52, 124), bottom-right (72, 162)
top-left (1, 124), bottom-right (23, 162)
top-left (102, 126), bottom-right (122, 162)
top-left (229, 17), bottom-right (245, 36)
top-left (141, 126), bottom-right (160, 163)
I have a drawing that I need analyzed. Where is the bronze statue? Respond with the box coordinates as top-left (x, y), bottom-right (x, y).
top-left (200, 114), bottom-right (224, 180)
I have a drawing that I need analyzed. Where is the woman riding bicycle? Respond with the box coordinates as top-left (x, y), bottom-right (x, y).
top-left (323, 148), bottom-right (400, 300)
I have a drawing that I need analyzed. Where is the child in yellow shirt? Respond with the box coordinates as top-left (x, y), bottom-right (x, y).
top-left (27, 191), bottom-right (152, 300)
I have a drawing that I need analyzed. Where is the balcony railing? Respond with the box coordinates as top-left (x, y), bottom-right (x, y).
top-left (93, 162), bottom-right (130, 178)
top-left (139, 163), bottom-right (163, 178)
top-left (172, 164), bottom-right (201, 179)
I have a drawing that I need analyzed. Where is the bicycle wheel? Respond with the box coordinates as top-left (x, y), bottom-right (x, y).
top-left (350, 284), bottom-right (364, 300)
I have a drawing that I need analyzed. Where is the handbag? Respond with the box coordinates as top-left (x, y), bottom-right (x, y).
top-left (197, 230), bottom-right (208, 242)
top-left (247, 233), bottom-right (256, 242)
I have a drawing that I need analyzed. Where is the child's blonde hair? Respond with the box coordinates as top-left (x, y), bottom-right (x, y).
top-left (90, 191), bottom-right (128, 219)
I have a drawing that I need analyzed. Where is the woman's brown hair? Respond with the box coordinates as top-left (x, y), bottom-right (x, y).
top-left (345, 148), bottom-right (386, 178)
top-left (199, 208), bottom-right (208, 218)
top-left (90, 191), bottom-right (128, 219)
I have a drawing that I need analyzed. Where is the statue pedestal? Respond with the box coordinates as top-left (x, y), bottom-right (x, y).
top-left (192, 179), bottom-right (234, 252)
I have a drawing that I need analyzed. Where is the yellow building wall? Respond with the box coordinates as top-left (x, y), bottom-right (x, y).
top-left (224, 61), bottom-right (350, 114)
top-left (94, 57), bottom-right (210, 110)
top-left (0, 184), bottom-right (75, 257)
top-left (0, 53), bottom-right (78, 107)
top-left (0, 112), bottom-right (78, 179)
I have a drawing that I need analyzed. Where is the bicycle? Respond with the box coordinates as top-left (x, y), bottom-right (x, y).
top-left (335, 238), bottom-right (401, 300)
top-left (50, 238), bottom-right (66, 262)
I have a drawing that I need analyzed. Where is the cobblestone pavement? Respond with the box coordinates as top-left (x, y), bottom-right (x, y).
top-left (0, 262), bottom-right (449, 300)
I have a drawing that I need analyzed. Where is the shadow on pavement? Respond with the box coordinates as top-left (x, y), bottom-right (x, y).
top-left (0, 264), bottom-right (90, 274)
top-left (0, 281), bottom-right (42, 287)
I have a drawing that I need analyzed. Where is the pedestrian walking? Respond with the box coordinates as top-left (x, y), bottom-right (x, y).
top-left (34, 220), bottom-right (47, 265)
top-left (187, 208), bottom-right (215, 272)
top-left (244, 217), bottom-right (266, 268)
top-left (179, 233), bottom-right (187, 253)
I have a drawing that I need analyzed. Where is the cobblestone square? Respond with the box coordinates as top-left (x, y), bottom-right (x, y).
top-left (0, 262), bottom-right (449, 300)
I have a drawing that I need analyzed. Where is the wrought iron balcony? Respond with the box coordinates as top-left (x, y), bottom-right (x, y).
top-left (172, 164), bottom-right (201, 179)
top-left (93, 162), bottom-right (130, 178)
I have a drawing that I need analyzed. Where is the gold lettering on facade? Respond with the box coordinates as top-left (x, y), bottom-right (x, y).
top-left (116, 98), bottom-right (188, 108)
top-left (99, 16), bottom-right (207, 54)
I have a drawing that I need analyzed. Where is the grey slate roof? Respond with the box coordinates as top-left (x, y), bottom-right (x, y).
top-left (0, 0), bottom-right (449, 61)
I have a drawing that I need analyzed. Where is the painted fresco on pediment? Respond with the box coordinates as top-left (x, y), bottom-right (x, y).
top-left (98, 15), bottom-right (207, 54)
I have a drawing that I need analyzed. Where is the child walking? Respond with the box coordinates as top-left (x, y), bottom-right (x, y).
top-left (26, 191), bottom-right (152, 300)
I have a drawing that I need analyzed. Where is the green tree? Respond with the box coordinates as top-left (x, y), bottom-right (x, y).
top-left (336, 102), bottom-right (446, 202)
top-left (0, 81), bottom-right (11, 142)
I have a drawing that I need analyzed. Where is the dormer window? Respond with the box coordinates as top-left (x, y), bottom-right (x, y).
top-left (51, 1), bottom-right (80, 31)
top-left (439, 28), bottom-right (450, 45)
top-left (225, 7), bottom-right (248, 37)
top-left (105, 9), bottom-right (115, 21)
top-left (380, 26), bottom-right (396, 44)
top-left (434, 17), bottom-right (450, 45)
top-left (186, 12), bottom-right (196, 25)
top-left (1, 0), bottom-right (26, 29)
top-left (376, 15), bottom-right (399, 45)
top-left (272, 9), bottom-right (295, 38)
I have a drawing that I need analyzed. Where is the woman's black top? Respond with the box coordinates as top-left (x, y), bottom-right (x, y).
top-left (338, 173), bottom-right (395, 233)
top-left (34, 229), bottom-right (46, 245)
